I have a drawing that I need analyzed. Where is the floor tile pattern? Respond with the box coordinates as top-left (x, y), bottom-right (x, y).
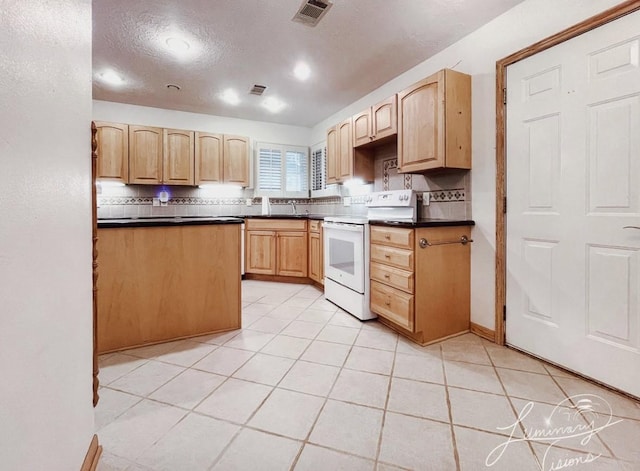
top-left (96, 280), bottom-right (640, 471)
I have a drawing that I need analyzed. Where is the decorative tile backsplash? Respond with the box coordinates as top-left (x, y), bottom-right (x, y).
top-left (98, 143), bottom-right (471, 221)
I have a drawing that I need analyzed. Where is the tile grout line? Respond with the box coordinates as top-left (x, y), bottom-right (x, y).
top-left (372, 332), bottom-right (398, 469)
top-left (441, 342), bottom-right (462, 471)
top-left (547, 373), bottom-right (619, 460)
top-left (206, 283), bottom-right (318, 471)
top-left (480, 338), bottom-right (542, 469)
top-left (287, 319), bottom-right (361, 470)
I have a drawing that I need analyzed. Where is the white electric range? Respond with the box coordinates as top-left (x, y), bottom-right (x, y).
top-left (323, 190), bottom-right (418, 321)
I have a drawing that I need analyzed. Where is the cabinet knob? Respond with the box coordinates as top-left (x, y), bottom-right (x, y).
top-left (384, 234), bottom-right (390, 239)
top-left (383, 273), bottom-right (390, 279)
top-left (384, 254), bottom-right (391, 259)
top-left (384, 298), bottom-right (391, 306)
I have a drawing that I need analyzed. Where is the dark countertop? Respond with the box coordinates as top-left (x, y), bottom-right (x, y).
top-left (98, 216), bottom-right (245, 228)
top-left (243, 214), bottom-right (326, 220)
top-left (369, 219), bottom-right (475, 228)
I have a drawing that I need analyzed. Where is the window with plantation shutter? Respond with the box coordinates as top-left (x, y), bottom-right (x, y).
top-left (258, 146), bottom-right (282, 192)
top-left (255, 142), bottom-right (309, 198)
top-left (286, 149), bottom-right (308, 193)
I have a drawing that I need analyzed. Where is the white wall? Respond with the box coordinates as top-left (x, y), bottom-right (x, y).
top-left (310, 0), bottom-right (622, 330)
top-left (0, 1), bottom-right (95, 469)
top-left (93, 100), bottom-right (312, 147)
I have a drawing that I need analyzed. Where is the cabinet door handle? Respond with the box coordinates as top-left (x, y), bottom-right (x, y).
top-left (384, 234), bottom-right (391, 239)
top-left (384, 254), bottom-right (391, 259)
top-left (623, 226), bottom-right (640, 230)
top-left (383, 273), bottom-right (390, 279)
top-left (384, 298), bottom-right (391, 306)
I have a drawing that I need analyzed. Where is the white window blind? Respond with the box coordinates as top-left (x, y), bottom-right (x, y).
top-left (255, 142), bottom-right (309, 197)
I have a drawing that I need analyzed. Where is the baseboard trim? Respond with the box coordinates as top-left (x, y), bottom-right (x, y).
top-left (80, 434), bottom-right (102, 471)
top-left (470, 322), bottom-right (496, 343)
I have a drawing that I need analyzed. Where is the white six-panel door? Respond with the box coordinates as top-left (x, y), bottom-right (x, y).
top-left (506, 10), bottom-right (640, 397)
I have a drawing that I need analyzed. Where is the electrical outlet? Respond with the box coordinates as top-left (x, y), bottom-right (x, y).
top-left (246, 198), bottom-right (252, 206)
top-left (343, 197), bottom-right (351, 207)
top-left (422, 192), bottom-right (430, 206)
top-left (152, 198), bottom-right (160, 207)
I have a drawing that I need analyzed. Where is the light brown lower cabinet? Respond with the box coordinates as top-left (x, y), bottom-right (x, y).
top-left (245, 230), bottom-right (277, 274)
top-left (370, 225), bottom-right (470, 345)
top-left (97, 223), bottom-right (241, 353)
top-left (245, 219), bottom-right (308, 278)
top-left (308, 220), bottom-right (323, 285)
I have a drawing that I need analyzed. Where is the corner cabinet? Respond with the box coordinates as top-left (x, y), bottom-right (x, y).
top-left (326, 126), bottom-right (339, 184)
top-left (129, 125), bottom-right (163, 184)
top-left (370, 225), bottom-right (471, 345)
top-left (326, 119), bottom-right (374, 184)
top-left (95, 121), bottom-right (129, 183)
top-left (245, 219), bottom-right (308, 278)
top-left (397, 69), bottom-right (471, 173)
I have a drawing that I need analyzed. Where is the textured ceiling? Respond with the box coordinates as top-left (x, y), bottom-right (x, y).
top-left (93, 0), bottom-right (525, 127)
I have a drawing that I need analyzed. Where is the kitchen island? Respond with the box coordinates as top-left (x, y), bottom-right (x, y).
top-left (97, 217), bottom-right (243, 353)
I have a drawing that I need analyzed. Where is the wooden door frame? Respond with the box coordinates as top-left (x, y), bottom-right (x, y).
top-left (494, 0), bottom-right (640, 345)
top-left (91, 122), bottom-right (100, 406)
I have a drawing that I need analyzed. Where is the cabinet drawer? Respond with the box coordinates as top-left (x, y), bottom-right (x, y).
top-left (370, 262), bottom-right (414, 294)
top-left (245, 219), bottom-right (307, 231)
top-left (309, 220), bottom-right (321, 233)
top-left (370, 226), bottom-right (414, 249)
top-left (370, 280), bottom-right (414, 332)
top-left (370, 244), bottom-right (413, 270)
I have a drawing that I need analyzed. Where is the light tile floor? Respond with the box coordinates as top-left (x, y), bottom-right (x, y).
top-left (96, 280), bottom-right (640, 471)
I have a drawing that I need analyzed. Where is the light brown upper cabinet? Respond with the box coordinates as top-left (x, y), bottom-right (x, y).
top-left (193, 133), bottom-right (251, 186)
top-left (337, 118), bottom-right (353, 182)
top-left (397, 69), bottom-right (471, 173)
top-left (326, 118), bottom-right (374, 184)
top-left (129, 125), bottom-right (163, 184)
top-left (353, 95), bottom-right (397, 147)
top-left (326, 126), bottom-right (339, 184)
top-left (95, 121), bottom-right (129, 183)
top-left (223, 135), bottom-right (250, 187)
top-left (195, 132), bottom-right (223, 184)
top-left (163, 128), bottom-right (194, 185)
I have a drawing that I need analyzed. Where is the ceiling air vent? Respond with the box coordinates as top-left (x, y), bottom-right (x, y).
top-left (292, 0), bottom-right (333, 27)
top-left (250, 84), bottom-right (267, 96)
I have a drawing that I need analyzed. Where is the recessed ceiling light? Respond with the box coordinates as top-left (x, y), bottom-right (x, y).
top-left (262, 97), bottom-right (286, 113)
top-left (166, 37), bottom-right (190, 53)
top-left (98, 69), bottom-right (124, 86)
top-left (220, 89), bottom-right (240, 105)
top-left (294, 62), bottom-right (311, 81)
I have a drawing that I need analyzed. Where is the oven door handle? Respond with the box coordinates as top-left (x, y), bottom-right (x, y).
top-left (323, 222), bottom-right (365, 233)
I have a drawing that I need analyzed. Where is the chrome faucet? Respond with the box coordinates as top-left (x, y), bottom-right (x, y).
top-left (290, 200), bottom-right (297, 215)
